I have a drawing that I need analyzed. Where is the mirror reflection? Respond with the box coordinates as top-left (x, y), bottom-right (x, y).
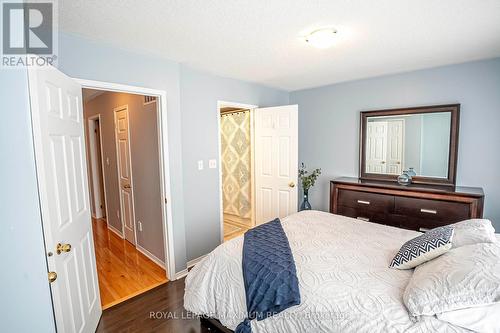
top-left (365, 112), bottom-right (451, 178)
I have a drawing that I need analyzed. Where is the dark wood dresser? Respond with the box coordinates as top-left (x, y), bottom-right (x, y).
top-left (330, 177), bottom-right (484, 231)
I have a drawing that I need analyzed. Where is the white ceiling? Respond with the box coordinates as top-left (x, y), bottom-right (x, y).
top-left (60, 0), bottom-right (500, 91)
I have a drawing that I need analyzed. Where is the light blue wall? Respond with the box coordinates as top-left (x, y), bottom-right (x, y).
top-left (420, 112), bottom-right (451, 177)
top-left (0, 70), bottom-right (56, 332)
top-left (180, 66), bottom-right (289, 261)
top-left (57, 33), bottom-right (188, 273)
top-left (403, 115), bottom-right (422, 174)
top-left (290, 58), bottom-right (500, 230)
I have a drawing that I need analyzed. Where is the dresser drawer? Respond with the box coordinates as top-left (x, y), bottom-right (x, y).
top-left (337, 205), bottom-right (393, 225)
top-left (397, 216), bottom-right (455, 232)
top-left (338, 189), bottom-right (394, 213)
top-left (394, 197), bottom-right (470, 223)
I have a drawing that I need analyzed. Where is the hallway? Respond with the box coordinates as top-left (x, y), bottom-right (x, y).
top-left (92, 218), bottom-right (168, 309)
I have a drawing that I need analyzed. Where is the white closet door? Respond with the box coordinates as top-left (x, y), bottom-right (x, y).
top-left (254, 105), bottom-right (298, 225)
top-left (28, 64), bottom-right (102, 333)
top-left (114, 106), bottom-right (136, 245)
top-left (366, 121), bottom-right (388, 173)
top-left (386, 120), bottom-right (404, 174)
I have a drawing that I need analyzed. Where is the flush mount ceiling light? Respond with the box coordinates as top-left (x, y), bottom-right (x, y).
top-left (305, 28), bottom-right (338, 49)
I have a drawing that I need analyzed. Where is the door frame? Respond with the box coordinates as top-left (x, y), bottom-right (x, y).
top-left (77, 78), bottom-right (175, 280)
top-left (87, 114), bottom-right (108, 220)
top-left (113, 105), bottom-right (137, 245)
top-left (216, 101), bottom-right (258, 243)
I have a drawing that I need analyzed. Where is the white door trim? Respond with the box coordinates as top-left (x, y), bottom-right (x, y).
top-left (113, 105), bottom-right (137, 245)
top-left (87, 114), bottom-right (108, 221)
top-left (76, 78), bottom-right (175, 280)
top-left (216, 101), bottom-right (258, 243)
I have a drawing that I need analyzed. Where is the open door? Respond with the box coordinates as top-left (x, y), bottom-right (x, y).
top-left (254, 105), bottom-right (298, 225)
top-left (28, 64), bottom-right (102, 332)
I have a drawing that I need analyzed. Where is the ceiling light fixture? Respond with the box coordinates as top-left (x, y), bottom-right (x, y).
top-left (305, 28), bottom-right (338, 49)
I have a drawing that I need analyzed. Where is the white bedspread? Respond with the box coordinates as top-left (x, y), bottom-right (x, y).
top-left (184, 210), bottom-right (470, 333)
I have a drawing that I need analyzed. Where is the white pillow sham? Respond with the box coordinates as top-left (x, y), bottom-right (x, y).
top-left (437, 302), bottom-right (500, 333)
top-left (404, 242), bottom-right (500, 318)
top-left (450, 219), bottom-right (496, 248)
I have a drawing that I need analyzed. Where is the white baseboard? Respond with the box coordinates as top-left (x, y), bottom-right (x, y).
top-left (173, 268), bottom-right (188, 280)
top-left (136, 244), bottom-right (166, 270)
top-left (187, 255), bottom-right (206, 269)
top-left (108, 224), bottom-right (123, 238)
top-left (92, 212), bottom-right (104, 219)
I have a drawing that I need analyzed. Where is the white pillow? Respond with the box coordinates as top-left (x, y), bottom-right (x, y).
top-left (437, 303), bottom-right (500, 333)
top-left (404, 243), bottom-right (500, 318)
top-left (389, 226), bottom-right (454, 269)
top-left (451, 219), bottom-right (496, 248)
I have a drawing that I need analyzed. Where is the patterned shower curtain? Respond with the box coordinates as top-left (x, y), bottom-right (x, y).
top-left (221, 111), bottom-right (252, 219)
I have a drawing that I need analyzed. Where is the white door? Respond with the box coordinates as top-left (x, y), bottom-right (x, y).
top-left (28, 65), bottom-right (101, 332)
top-left (114, 106), bottom-right (136, 245)
top-left (366, 121), bottom-right (388, 173)
top-left (254, 105), bottom-right (298, 225)
top-left (386, 120), bottom-right (404, 175)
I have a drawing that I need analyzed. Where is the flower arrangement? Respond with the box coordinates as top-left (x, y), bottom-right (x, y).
top-left (298, 163), bottom-right (322, 192)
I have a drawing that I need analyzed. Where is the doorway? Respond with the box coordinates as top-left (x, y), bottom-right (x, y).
top-left (83, 89), bottom-right (168, 309)
top-left (217, 102), bottom-right (299, 242)
top-left (219, 105), bottom-right (256, 241)
top-left (29, 64), bottom-right (176, 332)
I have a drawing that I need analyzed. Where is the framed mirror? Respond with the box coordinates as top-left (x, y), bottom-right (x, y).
top-left (360, 104), bottom-right (460, 186)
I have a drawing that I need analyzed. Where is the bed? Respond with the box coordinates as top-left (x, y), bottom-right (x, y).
top-left (184, 210), bottom-right (493, 333)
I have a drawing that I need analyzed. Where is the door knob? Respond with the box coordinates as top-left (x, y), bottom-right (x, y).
top-left (288, 181), bottom-right (295, 188)
top-left (48, 271), bottom-right (57, 283)
top-left (396, 161), bottom-right (401, 165)
top-left (381, 161), bottom-right (386, 164)
top-left (56, 243), bottom-right (71, 255)
top-left (123, 184), bottom-right (131, 189)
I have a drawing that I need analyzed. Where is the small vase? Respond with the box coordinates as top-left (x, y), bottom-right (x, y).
top-left (397, 171), bottom-right (412, 186)
top-left (300, 189), bottom-right (312, 211)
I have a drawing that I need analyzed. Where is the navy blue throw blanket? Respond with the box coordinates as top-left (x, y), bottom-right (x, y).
top-left (235, 218), bottom-right (301, 333)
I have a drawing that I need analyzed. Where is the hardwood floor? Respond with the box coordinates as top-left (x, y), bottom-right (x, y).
top-left (97, 278), bottom-right (214, 333)
top-left (223, 214), bottom-right (251, 241)
top-left (92, 218), bottom-right (168, 309)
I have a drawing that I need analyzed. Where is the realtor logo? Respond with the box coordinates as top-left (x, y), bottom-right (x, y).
top-left (1, 1), bottom-right (57, 67)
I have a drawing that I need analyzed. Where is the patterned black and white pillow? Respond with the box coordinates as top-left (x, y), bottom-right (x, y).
top-left (390, 226), bottom-right (454, 269)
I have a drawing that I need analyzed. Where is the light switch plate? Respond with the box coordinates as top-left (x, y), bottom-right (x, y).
top-left (198, 160), bottom-right (204, 170)
top-left (209, 159), bottom-right (217, 169)
top-left (138, 221), bottom-right (143, 232)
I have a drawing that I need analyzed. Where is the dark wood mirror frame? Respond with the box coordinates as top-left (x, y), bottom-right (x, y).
top-left (360, 104), bottom-right (460, 186)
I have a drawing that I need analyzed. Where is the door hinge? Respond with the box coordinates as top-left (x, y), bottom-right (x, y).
top-left (164, 197), bottom-right (168, 204)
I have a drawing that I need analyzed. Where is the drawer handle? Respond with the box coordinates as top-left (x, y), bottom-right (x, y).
top-left (357, 200), bottom-right (371, 205)
top-left (420, 208), bottom-right (437, 214)
top-left (356, 217), bottom-right (370, 222)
